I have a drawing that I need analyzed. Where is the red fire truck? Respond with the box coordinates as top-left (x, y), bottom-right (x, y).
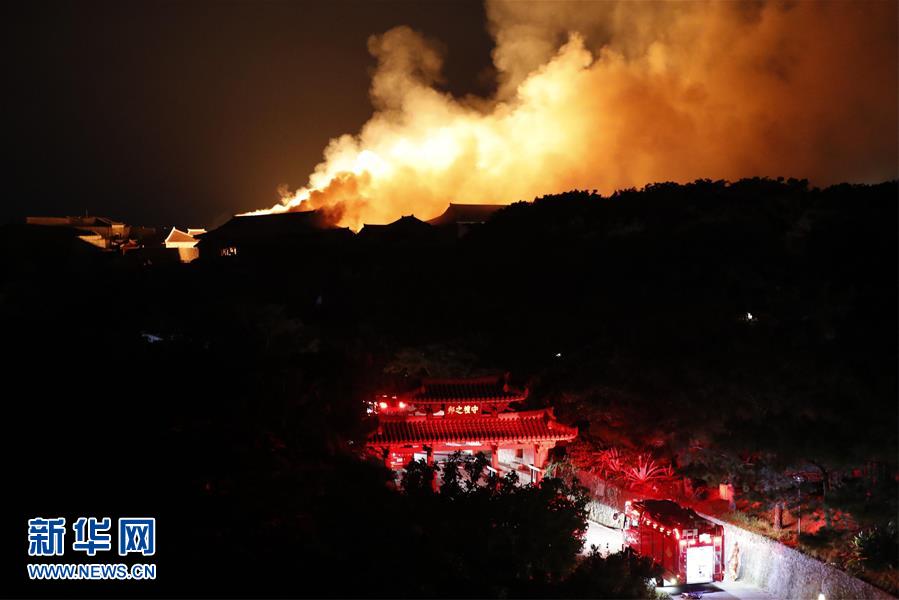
top-left (621, 499), bottom-right (724, 586)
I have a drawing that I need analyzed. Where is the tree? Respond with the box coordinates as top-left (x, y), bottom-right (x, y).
top-left (395, 453), bottom-right (610, 596)
top-left (560, 547), bottom-right (662, 599)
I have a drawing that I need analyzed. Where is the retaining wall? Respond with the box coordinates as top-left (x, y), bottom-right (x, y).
top-left (700, 511), bottom-right (895, 600)
top-left (580, 473), bottom-right (895, 600)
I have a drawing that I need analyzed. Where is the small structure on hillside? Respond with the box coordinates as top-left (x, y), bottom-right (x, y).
top-left (26, 215), bottom-right (130, 250)
top-left (164, 227), bottom-right (205, 263)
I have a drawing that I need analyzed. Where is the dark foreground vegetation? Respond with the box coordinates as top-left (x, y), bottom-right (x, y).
top-left (1, 178), bottom-right (895, 597)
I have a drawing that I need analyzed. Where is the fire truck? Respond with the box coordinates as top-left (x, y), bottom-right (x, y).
top-left (621, 499), bottom-right (724, 586)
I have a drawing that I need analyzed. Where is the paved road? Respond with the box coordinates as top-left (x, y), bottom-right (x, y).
top-left (658, 581), bottom-right (774, 600)
top-left (582, 521), bottom-right (774, 600)
top-left (582, 518), bottom-right (626, 556)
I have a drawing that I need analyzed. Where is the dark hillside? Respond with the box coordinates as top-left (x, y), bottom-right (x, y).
top-left (2, 178), bottom-right (895, 596)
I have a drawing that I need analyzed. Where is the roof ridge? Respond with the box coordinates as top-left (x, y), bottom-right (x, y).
top-left (422, 375), bottom-right (502, 384)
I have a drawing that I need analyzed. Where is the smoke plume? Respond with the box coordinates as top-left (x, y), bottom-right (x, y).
top-left (250, 0), bottom-right (898, 230)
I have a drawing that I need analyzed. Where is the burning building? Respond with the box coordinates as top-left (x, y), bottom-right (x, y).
top-left (196, 210), bottom-right (352, 260)
top-left (426, 203), bottom-right (506, 237)
top-left (239, 1), bottom-right (896, 234)
top-left (197, 202), bottom-right (506, 259)
top-left (357, 215), bottom-right (435, 245)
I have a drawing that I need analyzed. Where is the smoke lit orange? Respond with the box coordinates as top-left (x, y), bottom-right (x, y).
top-left (246, 1), bottom-right (898, 230)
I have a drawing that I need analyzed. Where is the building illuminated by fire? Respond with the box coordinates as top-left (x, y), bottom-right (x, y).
top-left (196, 202), bottom-right (507, 259)
top-left (196, 210), bottom-right (352, 259)
top-left (163, 227), bottom-right (205, 263)
top-left (26, 215), bottom-right (131, 250)
top-left (366, 375), bottom-right (577, 484)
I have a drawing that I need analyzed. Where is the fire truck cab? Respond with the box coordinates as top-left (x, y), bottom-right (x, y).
top-left (622, 499), bottom-right (724, 586)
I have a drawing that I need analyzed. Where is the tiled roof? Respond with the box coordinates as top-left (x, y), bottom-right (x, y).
top-left (412, 376), bottom-right (527, 404)
top-left (165, 228), bottom-right (197, 244)
top-left (427, 203), bottom-right (505, 226)
top-left (198, 211), bottom-right (343, 243)
top-left (368, 409), bottom-right (577, 445)
top-left (359, 215), bottom-right (430, 231)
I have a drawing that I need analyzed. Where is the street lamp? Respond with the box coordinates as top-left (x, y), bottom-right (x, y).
top-left (793, 474), bottom-right (804, 537)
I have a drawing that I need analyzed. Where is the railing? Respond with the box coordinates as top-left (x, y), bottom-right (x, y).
top-left (576, 470), bottom-right (688, 510)
top-left (576, 470), bottom-right (632, 511)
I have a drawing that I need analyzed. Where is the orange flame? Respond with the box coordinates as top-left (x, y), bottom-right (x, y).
top-left (247, 1), bottom-right (897, 230)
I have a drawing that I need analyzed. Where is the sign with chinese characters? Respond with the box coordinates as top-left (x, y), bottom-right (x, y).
top-left (446, 404), bottom-right (480, 416)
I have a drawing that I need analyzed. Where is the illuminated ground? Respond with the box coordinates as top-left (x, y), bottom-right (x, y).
top-left (582, 519), bottom-right (627, 557)
top-left (582, 521), bottom-right (774, 600)
top-left (657, 581), bottom-right (774, 600)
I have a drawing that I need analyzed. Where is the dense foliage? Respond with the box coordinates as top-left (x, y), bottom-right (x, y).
top-left (396, 453), bottom-right (661, 598)
top-left (1, 178), bottom-right (894, 596)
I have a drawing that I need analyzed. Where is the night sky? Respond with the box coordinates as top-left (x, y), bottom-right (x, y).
top-left (5, 1), bottom-right (493, 228)
top-left (5, 1), bottom-right (897, 230)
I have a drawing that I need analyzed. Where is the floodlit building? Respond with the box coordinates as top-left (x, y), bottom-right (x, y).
top-left (367, 375), bottom-right (577, 485)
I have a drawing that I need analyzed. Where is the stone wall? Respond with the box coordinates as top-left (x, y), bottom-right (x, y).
top-left (698, 511), bottom-right (895, 600)
top-left (579, 472), bottom-right (894, 599)
top-left (587, 500), bottom-right (620, 526)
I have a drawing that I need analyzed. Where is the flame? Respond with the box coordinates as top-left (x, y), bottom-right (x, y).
top-left (247, 1), bottom-right (897, 230)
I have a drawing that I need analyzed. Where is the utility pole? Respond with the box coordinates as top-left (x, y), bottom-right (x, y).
top-left (794, 474), bottom-right (804, 537)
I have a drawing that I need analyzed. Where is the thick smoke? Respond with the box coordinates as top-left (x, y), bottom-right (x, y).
top-left (252, 0), bottom-right (898, 229)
